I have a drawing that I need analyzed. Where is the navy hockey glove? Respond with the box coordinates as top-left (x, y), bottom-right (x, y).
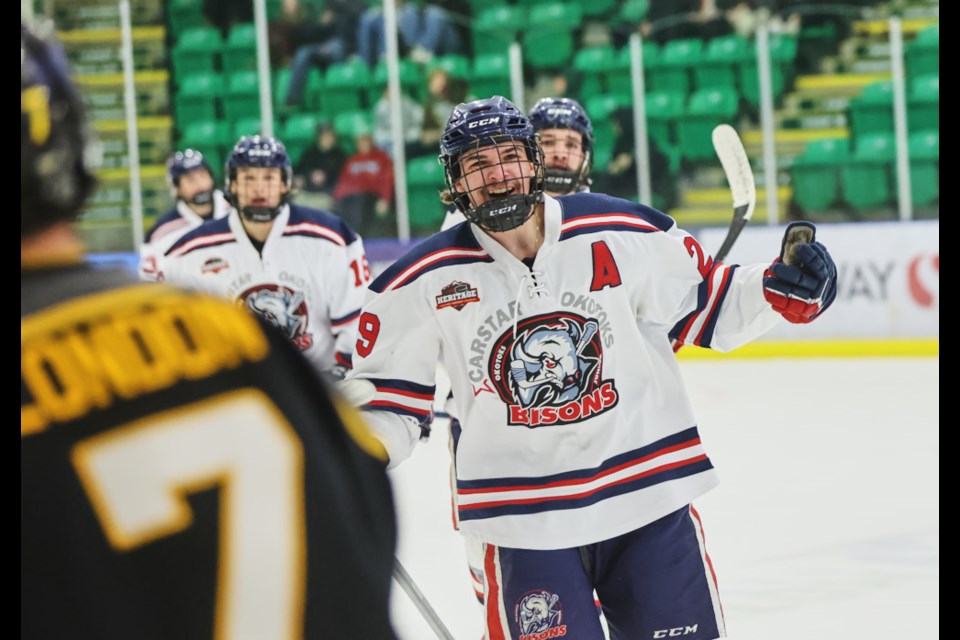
top-left (763, 222), bottom-right (837, 324)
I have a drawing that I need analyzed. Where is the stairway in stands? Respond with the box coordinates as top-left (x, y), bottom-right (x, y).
top-left (50, 0), bottom-right (173, 252)
top-left (668, 0), bottom-right (938, 228)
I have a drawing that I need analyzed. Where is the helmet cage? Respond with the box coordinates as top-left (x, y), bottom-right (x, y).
top-left (224, 135), bottom-right (293, 222)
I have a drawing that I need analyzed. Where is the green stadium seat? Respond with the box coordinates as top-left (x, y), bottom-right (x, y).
top-left (406, 155), bottom-right (447, 232)
top-left (174, 71), bottom-right (223, 124)
top-left (739, 33), bottom-right (796, 107)
top-left (222, 23), bottom-right (258, 74)
top-left (644, 90), bottom-right (685, 160)
top-left (428, 54), bottom-right (471, 81)
top-left (584, 94), bottom-right (626, 169)
top-left (370, 59), bottom-right (426, 104)
top-left (648, 38), bottom-right (702, 96)
top-left (171, 27), bottom-right (222, 79)
top-left (604, 42), bottom-right (660, 105)
top-left (616, 0), bottom-right (649, 23)
top-left (324, 59), bottom-right (371, 115)
top-left (573, 46), bottom-right (618, 101)
top-left (841, 132), bottom-right (895, 210)
top-left (789, 137), bottom-right (849, 213)
top-left (231, 116), bottom-right (279, 142)
top-left (223, 70), bottom-right (261, 122)
top-left (470, 53), bottom-right (511, 100)
top-left (676, 87), bottom-right (738, 161)
top-left (281, 114), bottom-right (320, 165)
top-left (472, 5), bottom-right (524, 57)
top-left (572, 0), bottom-right (616, 19)
top-left (333, 110), bottom-right (374, 154)
top-left (908, 73), bottom-right (939, 132)
top-left (522, 3), bottom-right (582, 71)
top-left (167, 0), bottom-right (207, 37)
top-left (907, 129), bottom-right (939, 207)
top-left (906, 24), bottom-right (939, 77)
top-left (848, 81), bottom-right (893, 141)
top-left (178, 119), bottom-right (231, 180)
top-left (694, 34), bottom-right (749, 92)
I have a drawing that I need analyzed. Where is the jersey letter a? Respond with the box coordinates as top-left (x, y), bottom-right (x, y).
top-left (590, 241), bottom-right (622, 291)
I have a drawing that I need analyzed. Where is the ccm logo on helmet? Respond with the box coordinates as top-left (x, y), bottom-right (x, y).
top-left (468, 117), bottom-right (501, 128)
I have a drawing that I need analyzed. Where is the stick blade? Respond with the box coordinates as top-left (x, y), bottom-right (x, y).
top-left (712, 124), bottom-right (756, 221)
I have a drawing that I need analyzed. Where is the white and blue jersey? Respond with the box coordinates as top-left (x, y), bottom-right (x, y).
top-left (138, 190), bottom-right (230, 282)
top-left (161, 203), bottom-right (369, 374)
top-left (348, 192), bottom-right (782, 551)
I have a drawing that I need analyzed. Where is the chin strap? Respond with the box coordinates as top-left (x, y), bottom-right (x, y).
top-left (239, 205), bottom-right (281, 223)
top-left (187, 190), bottom-right (213, 206)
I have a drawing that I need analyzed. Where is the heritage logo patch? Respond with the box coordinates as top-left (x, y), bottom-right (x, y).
top-left (435, 281), bottom-right (480, 311)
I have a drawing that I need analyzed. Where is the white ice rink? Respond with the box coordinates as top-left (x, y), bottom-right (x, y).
top-left (386, 356), bottom-right (939, 640)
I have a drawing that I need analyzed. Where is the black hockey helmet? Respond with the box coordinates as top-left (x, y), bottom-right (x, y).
top-left (21, 19), bottom-right (98, 237)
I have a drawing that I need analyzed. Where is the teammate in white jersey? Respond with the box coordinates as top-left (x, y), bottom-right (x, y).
top-left (345, 96), bottom-right (837, 639)
top-left (138, 149), bottom-right (230, 281)
top-left (161, 135), bottom-right (371, 378)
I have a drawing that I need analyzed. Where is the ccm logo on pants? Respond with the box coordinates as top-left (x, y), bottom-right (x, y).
top-left (653, 625), bottom-right (698, 638)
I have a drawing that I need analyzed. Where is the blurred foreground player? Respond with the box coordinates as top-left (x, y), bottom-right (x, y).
top-left (21, 20), bottom-right (397, 640)
top-left (344, 95), bottom-right (837, 639)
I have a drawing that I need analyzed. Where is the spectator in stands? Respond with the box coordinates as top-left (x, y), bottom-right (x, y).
top-left (293, 120), bottom-right (348, 211)
top-left (202, 0), bottom-right (253, 38)
top-left (334, 131), bottom-right (395, 237)
top-left (356, 0), bottom-right (466, 66)
top-left (372, 86), bottom-right (424, 161)
top-left (592, 107), bottom-right (676, 210)
top-left (416, 67), bottom-right (469, 155)
top-left (283, 0), bottom-right (363, 106)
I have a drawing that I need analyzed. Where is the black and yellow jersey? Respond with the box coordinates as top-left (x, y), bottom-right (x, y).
top-left (21, 262), bottom-right (398, 640)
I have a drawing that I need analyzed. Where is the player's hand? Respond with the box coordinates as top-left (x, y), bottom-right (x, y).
top-left (374, 199), bottom-right (390, 217)
top-left (763, 221), bottom-right (837, 323)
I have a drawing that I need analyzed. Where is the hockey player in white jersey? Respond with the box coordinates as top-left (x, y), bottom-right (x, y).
top-left (162, 135), bottom-right (370, 378)
top-left (440, 96), bottom-right (594, 232)
top-left (138, 149), bottom-right (230, 281)
top-left (345, 96), bottom-right (837, 639)
top-left (440, 95), bottom-right (599, 604)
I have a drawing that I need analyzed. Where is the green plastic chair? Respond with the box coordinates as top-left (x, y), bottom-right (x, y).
top-left (178, 119), bottom-right (231, 179)
top-left (470, 53), bottom-right (511, 100)
top-left (167, 0), bottom-right (207, 37)
top-left (739, 33), bottom-right (796, 107)
top-left (428, 54), bottom-right (471, 81)
top-left (604, 42), bottom-right (660, 105)
top-left (223, 70), bottom-right (261, 123)
top-left (171, 27), bottom-right (222, 79)
top-left (906, 24), bottom-right (939, 77)
top-left (281, 113), bottom-right (320, 164)
top-left (585, 94), bottom-right (626, 165)
top-left (231, 117), bottom-right (279, 142)
top-left (907, 129), bottom-right (939, 207)
top-left (522, 3), bottom-right (582, 70)
top-left (648, 38), bottom-right (702, 96)
top-left (174, 71), bottom-right (223, 124)
top-left (789, 137), bottom-right (849, 213)
top-left (324, 59), bottom-right (371, 115)
top-left (406, 155), bottom-right (447, 232)
top-left (644, 90), bottom-right (684, 159)
top-left (572, 0), bottom-right (616, 19)
top-left (848, 81), bottom-right (894, 141)
top-left (676, 87), bottom-right (738, 161)
top-left (908, 73), bottom-right (939, 132)
top-left (333, 110), bottom-right (374, 154)
top-left (694, 34), bottom-right (749, 92)
top-left (370, 59), bottom-right (426, 104)
top-left (222, 23), bottom-right (258, 74)
top-left (472, 5), bottom-right (524, 57)
top-left (572, 46), bottom-right (618, 101)
top-left (615, 0), bottom-right (649, 24)
top-left (841, 132), bottom-right (895, 210)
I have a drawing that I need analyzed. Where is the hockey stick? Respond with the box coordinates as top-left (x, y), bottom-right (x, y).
top-left (711, 124), bottom-right (756, 263)
top-left (394, 558), bottom-right (457, 640)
